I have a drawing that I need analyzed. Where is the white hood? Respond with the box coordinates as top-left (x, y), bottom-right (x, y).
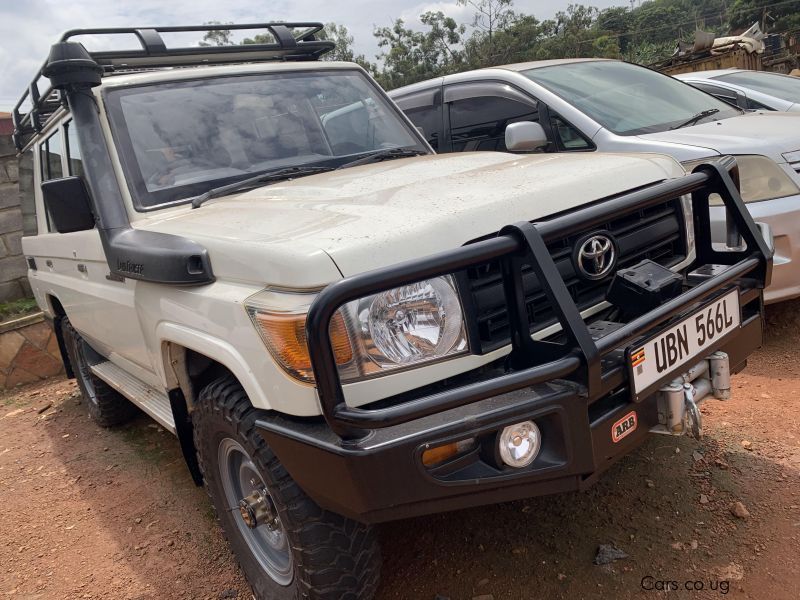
top-left (139, 151), bottom-right (684, 284)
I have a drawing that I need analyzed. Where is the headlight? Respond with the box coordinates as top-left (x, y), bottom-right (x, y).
top-left (245, 276), bottom-right (468, 384)
top-left (348, 276), bottom-right (468, 374)
top-left (683, 155), bottom-right (800, 203)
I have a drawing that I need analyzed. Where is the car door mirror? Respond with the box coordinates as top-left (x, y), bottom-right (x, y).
top-left (505, 121), bottom-right (548, 152)
top-left (41, 176), bottom-right (95, 233)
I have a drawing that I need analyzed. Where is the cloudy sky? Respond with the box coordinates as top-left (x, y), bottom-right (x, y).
top-left (0, 0), bottom-right (624, 111)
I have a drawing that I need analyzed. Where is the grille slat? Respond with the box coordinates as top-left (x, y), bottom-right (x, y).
top-left (466, 199), bottom-right (687, 351)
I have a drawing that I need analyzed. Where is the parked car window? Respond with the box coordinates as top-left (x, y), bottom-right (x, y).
top-left (550, 114), bottom-right (593, 151)
top-left (18, 151), bottom-right (37, 237)
top-left (715, 71), bottom-right (800, 103)
top-left (404, 105), bottom-right (440, 150)
top-left (40, 128), bottom-right (64, 181)
top-left (744, 97), bottom-right (773, 111)
top-left (689, 82), bottom-right (741, 108)
top-left (64, 121), bottom-right (84, 177)
top-left (524, 61), bottom-right (740, 135)
top-left (449, 96), bottom-right (538, 152)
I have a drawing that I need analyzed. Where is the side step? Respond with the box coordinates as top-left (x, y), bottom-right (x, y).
top-left (90, 361), bottom-right (176, 434)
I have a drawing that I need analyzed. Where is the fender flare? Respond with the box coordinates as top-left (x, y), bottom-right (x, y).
top-left (157, 322), bottom-right (271, 411)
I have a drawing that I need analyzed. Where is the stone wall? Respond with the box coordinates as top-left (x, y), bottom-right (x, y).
top-left (0, 119), bottom-right (30, 303)
top-left (0, 314), bottom-right (64, 389)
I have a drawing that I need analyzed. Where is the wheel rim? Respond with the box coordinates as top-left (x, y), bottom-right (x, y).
top-left (218, 438), bottom-right (293, 585)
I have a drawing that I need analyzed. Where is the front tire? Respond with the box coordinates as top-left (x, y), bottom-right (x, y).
top-left (61, 317), bottom-right (138, 427)
top-left (192, 375), bottom-right (381, 600)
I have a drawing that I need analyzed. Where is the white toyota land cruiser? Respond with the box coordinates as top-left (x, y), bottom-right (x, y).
top-left (14, 23), bottom-right (772, 600)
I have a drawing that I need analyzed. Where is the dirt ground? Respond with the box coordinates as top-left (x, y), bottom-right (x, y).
top-left (1, 301), bottom-right (799, 600)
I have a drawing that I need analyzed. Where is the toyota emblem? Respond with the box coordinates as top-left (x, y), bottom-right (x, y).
top-left (574, 233), bottom-right (617, 280)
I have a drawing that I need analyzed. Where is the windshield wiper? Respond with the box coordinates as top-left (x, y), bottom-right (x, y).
top-left (670, 108), bottom-right (720, 130)
top-left (191, 165), bottom-right (334, 209)
top-left (336, 147), bottom-right (428, 170)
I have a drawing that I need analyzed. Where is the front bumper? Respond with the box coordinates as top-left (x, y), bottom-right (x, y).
top-left (711, 194), bottom-right (800, 304)
top-left (256, 162), bottom-right (771, 524)
top-left (257, 287), bottom-right (762, 523)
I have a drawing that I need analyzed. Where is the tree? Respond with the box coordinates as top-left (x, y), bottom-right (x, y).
top-left (373, 14), bottom-right (466, 89)
top-left (199, 21), bottom-right (233, 47)
top-left (317, 23), bottom-right (377, 72)
top-left (458, 0), bottom-right (517, 62)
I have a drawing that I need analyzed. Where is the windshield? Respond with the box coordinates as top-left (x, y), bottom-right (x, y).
top-left (523, 61), bottom-right (741, 135)
top-left (715, 71), bottom-right (800, 103)
top-left (105, 70), bottom-right (427, 209)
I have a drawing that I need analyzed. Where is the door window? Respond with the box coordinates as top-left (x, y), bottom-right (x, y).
top-left (18, 151), bottom-right (37, 236)
top-left (404, 105), bottom-right (441, 150)
top-left (448, 95), bottom-right (539, 152)
top-left (744, 97), bottom-right (773, 111)
top-left (690, 82), bottom-right (741, 109)
top-left (65, 121), bottom-right (85, 177)
top-left (40, 129), bottom-right (64, 181)
top-left (550, 115), bottom-right (593, 151)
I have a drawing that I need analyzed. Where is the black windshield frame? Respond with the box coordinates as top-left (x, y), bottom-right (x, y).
top-left (104, 68), bottom-right (429, 211)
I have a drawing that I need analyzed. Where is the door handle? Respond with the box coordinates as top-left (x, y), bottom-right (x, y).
top-left (77, 264), bottom-right (87, 273)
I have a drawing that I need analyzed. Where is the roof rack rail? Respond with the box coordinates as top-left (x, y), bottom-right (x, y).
top-left (12, 22), bottom-right (335, 151)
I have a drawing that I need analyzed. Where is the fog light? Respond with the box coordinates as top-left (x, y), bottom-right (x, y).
top-left (498, 421), bottom-right (541, 468)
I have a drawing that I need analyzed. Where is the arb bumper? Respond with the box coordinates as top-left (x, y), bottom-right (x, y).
top-left (256, 161), bottom-right (772, 524)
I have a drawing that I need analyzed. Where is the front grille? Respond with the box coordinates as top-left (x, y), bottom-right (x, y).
top-left (462, 199), bottom-right (687, 351)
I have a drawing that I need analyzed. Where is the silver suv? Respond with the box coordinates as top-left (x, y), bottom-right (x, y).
top-left (390, 58), bottom-right (800, 303)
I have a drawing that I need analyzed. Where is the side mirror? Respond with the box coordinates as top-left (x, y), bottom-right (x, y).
top-left (41, 177), bottom-right (95, 233)
top-left (505, 121), bottom-right (548, 152)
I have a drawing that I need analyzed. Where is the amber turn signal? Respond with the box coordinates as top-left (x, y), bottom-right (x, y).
top-left (421, 438), bottom-right (475, 467)
top-left (253, 310), bottom-right (352, 382)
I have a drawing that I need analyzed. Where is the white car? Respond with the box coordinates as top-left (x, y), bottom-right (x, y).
top-left (14, 25), bottom-right (771, 600)
top-left (674, 69), bottom-right (800, 112)
top-left (390, 58), bottom-right (800, 303)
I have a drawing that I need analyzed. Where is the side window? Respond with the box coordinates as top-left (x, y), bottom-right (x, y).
top-left (404, 105), bottom-right (441, 150)
top-left (550, 114), bottom-right (593, 151)
top-left (18, 151), bottom-right (37, 237)
top-left (448, 95), bottom-right (538, 152)
top-left (40, 128), bottom-right (64, 181)
top-left (64, 122), bottom-right (84, 177)
top-left (744, 98), bottom-right (773, 111)
top-left (691, 83), bottom-right (741, 108)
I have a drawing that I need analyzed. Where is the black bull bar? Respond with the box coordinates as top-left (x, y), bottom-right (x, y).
top-left (304, 161), bottom-right (772, 440)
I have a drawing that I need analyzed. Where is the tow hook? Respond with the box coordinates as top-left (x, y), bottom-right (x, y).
top-left (651, 351), bottom-right (730, 440)
top-left (683, 383), bottom-right (702, 439)
top-left (238, 488), bottom-right (278, 530)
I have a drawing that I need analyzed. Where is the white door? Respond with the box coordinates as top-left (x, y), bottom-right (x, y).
top-left (22, 119), bottom-right (156, 383)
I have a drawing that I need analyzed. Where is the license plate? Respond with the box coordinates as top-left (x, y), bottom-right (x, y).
top-left (628, 290), bottom-right (740, 397)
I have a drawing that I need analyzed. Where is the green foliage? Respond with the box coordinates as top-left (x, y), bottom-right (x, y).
top-left (0, 297), bottom-right (38, 322)
top-left (729, 0), bottom-right (800, 31)
top-left (201, 0), bottom-right (797, 90)
top-left (373, 14), bottom-right (466, 89)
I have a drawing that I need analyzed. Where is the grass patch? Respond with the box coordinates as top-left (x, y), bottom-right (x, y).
top-left (0, 297), bottom-right (39, 322)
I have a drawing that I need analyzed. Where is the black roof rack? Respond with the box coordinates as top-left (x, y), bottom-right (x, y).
top-left (12, 22), bottom-right (334, 151)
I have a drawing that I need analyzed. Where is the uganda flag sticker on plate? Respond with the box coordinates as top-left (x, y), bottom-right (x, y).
top-left (630, 347), bottom-right (646, 372)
